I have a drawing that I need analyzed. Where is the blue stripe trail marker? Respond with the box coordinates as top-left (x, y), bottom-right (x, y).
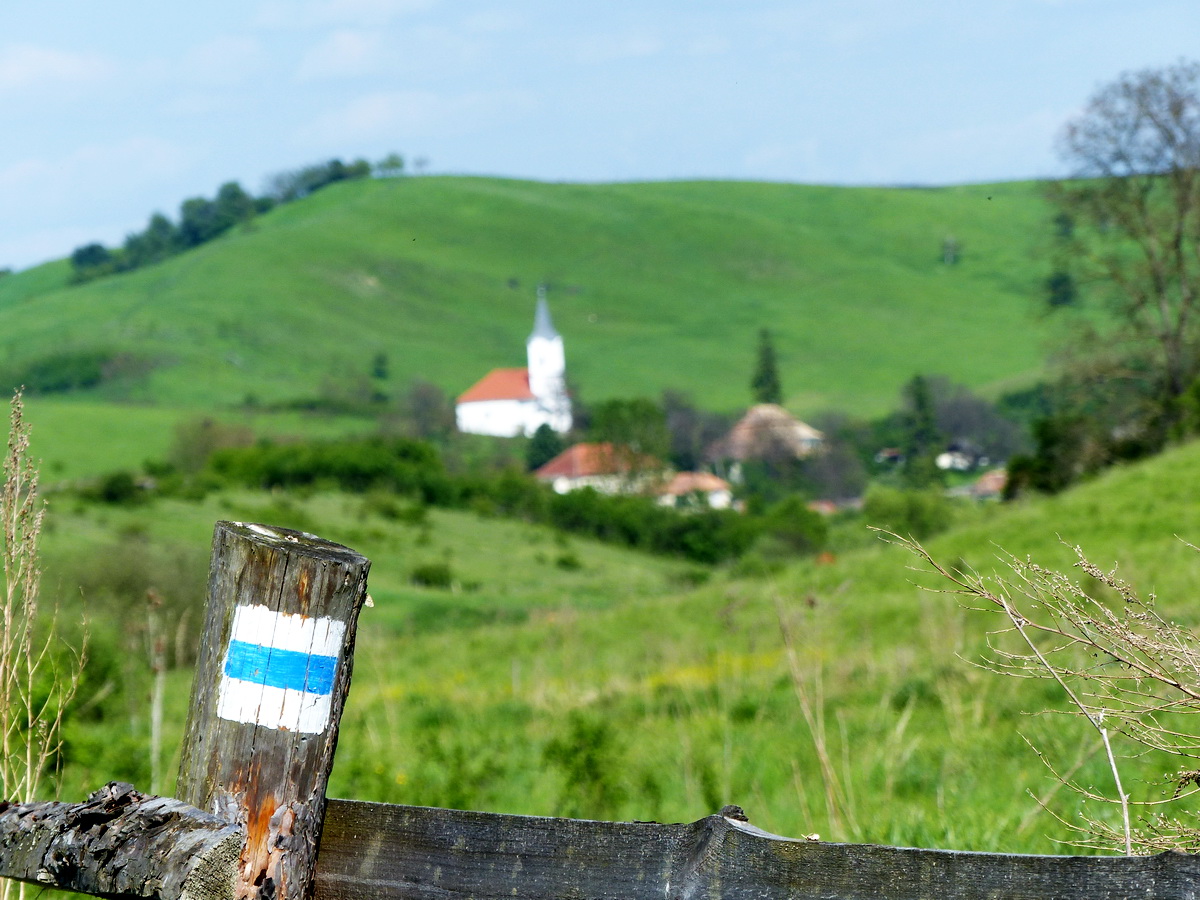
top-left (224, 641), bottom-right (337, 696)
top-left (216, 603), bottom-right (346, 734)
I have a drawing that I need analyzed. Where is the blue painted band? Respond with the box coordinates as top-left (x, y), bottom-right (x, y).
top-left (224, 640), bottom-right (337, 695)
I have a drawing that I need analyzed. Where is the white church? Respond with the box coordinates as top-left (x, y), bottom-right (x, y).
top-left (455, 290), bottom-right (573, 437)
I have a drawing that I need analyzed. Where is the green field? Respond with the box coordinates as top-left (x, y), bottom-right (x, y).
top-left (33, 435), bottom-right (1200, 855)
top-left (20, 398), bottom-right (384, 482)
top-left (1, 177), bottom-right (1059, 427)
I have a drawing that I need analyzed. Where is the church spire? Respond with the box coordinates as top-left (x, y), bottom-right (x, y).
top-left (529, 284), bottom-right (559, 342)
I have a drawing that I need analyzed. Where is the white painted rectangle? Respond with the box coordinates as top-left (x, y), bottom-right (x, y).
top-left (216, 604), bottom-right (346, 734)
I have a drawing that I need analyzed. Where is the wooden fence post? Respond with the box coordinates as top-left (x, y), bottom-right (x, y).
top-left (176, 522), bottom-right (370, 900)
top-left (0, 782), bottom-right (243, 900)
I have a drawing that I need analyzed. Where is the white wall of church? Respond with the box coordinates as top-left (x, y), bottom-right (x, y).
top-left (455, 399), bottom-right (532, 437)
top-left (456, 398), bottom-right (568, 437)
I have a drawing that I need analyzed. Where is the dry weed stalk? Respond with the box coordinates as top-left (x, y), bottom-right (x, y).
top-left (775, 596), bottom-right (860, 840)
top-left (0, 391), bottom-right (83, 900)
top-left (890, 531), bottom-right (1200, 854)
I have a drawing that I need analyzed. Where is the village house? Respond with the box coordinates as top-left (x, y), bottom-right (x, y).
top-left (455, 290), bottom-right (573, 437)
top-left (707, 403), bottom-right (824, 482)
top-left (655, 471), bottom-right (733, 510)
top-left (534, 442), bottom-right (663, 495)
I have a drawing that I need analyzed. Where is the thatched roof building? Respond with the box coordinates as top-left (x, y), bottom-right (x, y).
top-left (707, 404), bottom-right (824, 462)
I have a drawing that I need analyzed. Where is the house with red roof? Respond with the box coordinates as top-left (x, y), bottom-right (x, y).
top-left (656, 471), bottom-right (733, 510)
top-left (534, 442), bottom-right (663, 495)
top-left (455, 289), bottom-right (573, 437)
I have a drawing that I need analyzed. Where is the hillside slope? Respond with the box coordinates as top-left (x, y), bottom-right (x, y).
top-left (0, 177), bottom-right (1059, 418)
top-left (48, 435), bottom-right (1200, 854)
top-left (329, 435), bottom-right (1200, 849)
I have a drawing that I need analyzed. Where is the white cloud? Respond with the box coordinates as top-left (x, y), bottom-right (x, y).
top-left (0, 224), bottom-right (108, 271)
top-left (858, 108), bottom-right (1070, 185)
top-left (255, 0), bottom-right (436, 29)
top-left (461, 9), bottom-right (522, 34)
top-left (301, 88), bottom-right (536, 142)
top-left (741, 139), bottom-right (822, 178)
top-left (0, 138), bottom-right (195, 217)
top-left (0, 137), bottom-right (200, 268)
top-left (573, 32), bottom-right (663, 65)
top-left (180, 35), bottom-right (264, 85)
top-left (0, 44), bottom-right (113, 92)
top-left (296, 30), bottom-right (382, 80)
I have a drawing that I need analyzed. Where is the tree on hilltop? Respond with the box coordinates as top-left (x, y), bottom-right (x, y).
top-left (123, 213), bottom-right (179, 268)
top-left (213, 181), bottom-right (257, 232)
top-left (376, 152), bottom-right (405, 177)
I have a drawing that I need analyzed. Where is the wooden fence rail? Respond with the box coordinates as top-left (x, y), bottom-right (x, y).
top-left (0, 520), bottom-right (1198, 900)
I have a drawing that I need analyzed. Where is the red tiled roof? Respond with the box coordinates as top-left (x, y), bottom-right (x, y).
top-left (457, 367), bottom-right (535, 403)
top-left (535, 443), bottom-right (618, 479)
top-left (535, 443), bottom-right (660, 480)
top-left (972, 468), bottom-right (1008, 497)
top-left (658, 471), bottom-right (730, 496)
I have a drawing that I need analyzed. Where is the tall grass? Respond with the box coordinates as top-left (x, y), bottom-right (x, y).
top-left (0, 392), bottom-right (83, 900)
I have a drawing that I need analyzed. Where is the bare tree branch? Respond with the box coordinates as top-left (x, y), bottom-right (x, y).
top-left (883, 529), bottom-right (1200, 854)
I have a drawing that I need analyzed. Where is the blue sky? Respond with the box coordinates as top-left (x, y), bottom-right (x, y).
top-left (3, 0), bottom-right (1199, 270)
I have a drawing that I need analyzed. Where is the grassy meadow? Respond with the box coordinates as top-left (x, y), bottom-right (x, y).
top-left (20, 397), bottom-right (386, 482)
top-left (36, 436), bottom-right (1200, 855)
top-left (1, 177), bottom-right (1060, 429)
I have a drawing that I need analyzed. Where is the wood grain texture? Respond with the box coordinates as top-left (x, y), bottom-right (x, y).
top-left (177, 522), bottom-right (370, 900)
top-left (0, 782), bottom-right (242, 900)
top-left (315, 800), bottom-right (1200, 900)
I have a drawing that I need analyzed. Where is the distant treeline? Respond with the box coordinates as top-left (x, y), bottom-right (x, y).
top-left (69, 152), bottom-right (407, 284)
top-left (201, 436), bottom-right (776, 565)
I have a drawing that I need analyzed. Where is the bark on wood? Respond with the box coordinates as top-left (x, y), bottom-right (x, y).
top-left (315, 799), bottom-right (1200, 900)
top-left (177, 522), bottom-right (370, 900)
top-left (0, 782), bottom-right (242, 900)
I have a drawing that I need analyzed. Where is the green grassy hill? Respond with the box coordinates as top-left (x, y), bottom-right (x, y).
top-left (1, 177), bottom-right (1059, 422)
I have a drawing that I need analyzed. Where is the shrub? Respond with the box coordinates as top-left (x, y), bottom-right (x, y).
top-left (760, 496), bottom-right (828, 555)
top-left (903, 534), bottom-right (1200, 854)
top-left (543, 712), bottom-right (628, 819)
top-left (410, 561), bottom-right (453, 589)
top-left (85, 470), bottom-right (146, 505)
top-left (554, 550), bottom-right (582, 571)
top-left (727, 551), bottom-right (785, 579)
top-left (1, 350), bottom-right (133, 395)
top-left (862, 485), bottom-right (952, 539)
top-left (209, 436), bottom-right (453, 501)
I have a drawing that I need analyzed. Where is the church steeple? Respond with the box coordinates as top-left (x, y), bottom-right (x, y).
top-left (525, 285), bottom-right (571, 432)
top-left (529, 284), bottom-right (559, 342)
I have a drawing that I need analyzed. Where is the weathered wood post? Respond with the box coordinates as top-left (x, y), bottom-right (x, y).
top-left (176, 522), bottom-right (370, 900)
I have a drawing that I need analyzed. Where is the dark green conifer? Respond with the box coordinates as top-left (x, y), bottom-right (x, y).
top-left (750, 328), bottom-right (783, 405)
